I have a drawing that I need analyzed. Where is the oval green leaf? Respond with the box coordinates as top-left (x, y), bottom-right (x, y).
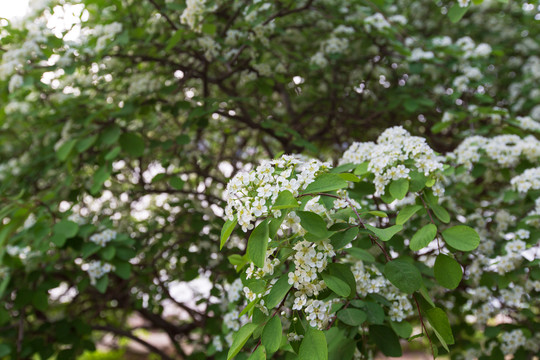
top-left (441, 225), bottom-right (480, 252)
top-left (396, 205), bottom-right (423, 225)
top-left (409, 224), bottom-right (437, 251)
top-left (364, 224), bottom-right (403, 242)
top-left (434, 254), bottom-right (462, 289)
top-left (227, 323), bottom-right (258, 360)
top-left (247, 220), bottom-right (270, 268)
top-left (337, 308), bottom-right (367, 326)
top-left (298, 327), bottom-right (327, 360)
top-left (389, 178), bottom-right (409, 200)
top-left (321, 272), bottom-right (351, 297)
top-left (383, 259), bottom-right (422, 294)
top-left (262, 316), bottom-right (282, 353)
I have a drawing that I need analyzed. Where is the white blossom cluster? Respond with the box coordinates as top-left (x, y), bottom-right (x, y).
top-left (410, 48), bottom-right (434, 61)
top-left (515, 116), bottom-right (540, 131)
top-left (510, 167), bottom-right (540, 193)
top-left (6, 244), bottom-right (37, 261)
top-left (246, 249), bottom-right (280, 280)
top-left (226, 278), bottom-right (243, 303)
top-left (84, 260), bottom-right (114, 285)
top-left (223, 309), bottom-right (249, 332)
top-left (340, 126), bottom-right (444, 197)
top-left (499, 285), bottom-right (527, 308)
top-left (363, 13), bottom-right (406, 32)
top-left (0, 20), bottom-right (49, 81)
top-left (224, 154), bottom-right (331, 232)
top-left (89, 22), bottom-right (123, 52)
top-left (180, 0), bottom-right (206, 31)
top-left (450, 135), bottom-right (540, 169)
top-left (198, 36), bottom-right (221, 60)
top-left (288, 240), bottom-right (335, 323)
top-left (500, 329), bottom-right (526, 355)
top-left (89, 229), bottom-right (117, 247)
top-left (456, 36), bottom-right (492, 59)
top-left (310, 25), bottom-right (355, 67)
top-left (67, 213), bottom-right (87, 225)
top-left (127, 73), bottom-right (163, 96)
top-left (352, 261), bottom-right (414, 322)
top-left (303, 299), bottom-right (336, 329)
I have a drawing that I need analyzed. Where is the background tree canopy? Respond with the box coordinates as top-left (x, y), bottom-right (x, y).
top-left (0, 0), bottom-right (539, 359)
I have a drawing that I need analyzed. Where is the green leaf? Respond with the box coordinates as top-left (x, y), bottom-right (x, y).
top-left (430, 204), bottom-right (450, 224)
top-left (265, 276), bottom-right (292, 309)
top-left (247, 220), bottom-right (270, 268)
top-left (389, 179), bottom-right (409, 200)
top-left (328, 263), bottom-right (356, 296)
top-left (434, 254), bottom-right (462, 289)
top-left (384, 259), bottom-right (422, 294)
top-left (32, 291), bottom-right (48, 312)
top-left (302, 173), bottom-right (348, 194)
top-left (101, 125), bottom-right (121, 145)
top-left (95, 275), bottom-right (109, 293)
top-left (170, 177), bottom-right (185, 190)
top-left (119, 132), bottom-right (145, 157)
top-left (202, 23), bottom-right (216, 35)
top-left (353, 162), bottom-right (369, 176)
top-left (345, 247), bottom-right (375, 262)
top-left (76, 134), bottom-right (97, 153)
top-left (425, 307), bottom-right (454, 350)
top-left (368, 211), bottom-right (387, 218)
top-left (93, 165), bottom-right (110, 186)
top-left (441, 225), bottom-right (480, 252)
top-left (248, 345), bottom-right (266, 360)
top-left (56, 139), bottom-right (77, 161)
top-left (409, 224), bottom-right (437, 251)
top-left (337, 308), bottom-right (366, 326)
top-left (272, 190), bottom-right (299, 210)
top-left (369, 325), bottom-right (402, 357)
top-left (330, 163), bottom-right (357, 173)
top-left (228, 254), bottom-right (248, 268)
top-left (165, 29), bottom-right (184, 52)
top-left (409, 171), bottom-right (427, 192)
top-left (50, 234), bottom-right (67, 247)
top-left (220, 216), bottom-right (237, 250)
top-left (81, 243), bottom-right (101, 258)
top-left (364, 301), bottom-right (384, 324)
top-left (227, 323), bottom-right (258, 360)
top-left (448, 4), bottom-right (468, 23)
top-left (396, 205), bottom-right (423, 225)
top-left (53, 220), bottom-right (79, 238)
top-left (321, 272), bottom-right (350, 297)
top-left (114, 262), bottom-right (131, 280)
top-left (325, 328), bottom-right (356, 360)
top-left (364, 224), bottom-right (403, 242)
top-left (338, 173), bottom-right (360, 182)
top-left (0, 344), bottom-right (11, 357)
top-left (262, 316), bottom-right (282, 353)
top-left (330, 227), bottom-right (358, 249)
top-left (239, 299), bottom-right (258, 317)
top-left (101, 246), bottom-right (116, 261)
top-left (296, 211), bottom-right (330, 240)
top-left (299, 327), bottom-right (327, 360)
top-left (104, 146), bottom-right (121, 161)
top-left (390, 321), bottom-right (412, 339)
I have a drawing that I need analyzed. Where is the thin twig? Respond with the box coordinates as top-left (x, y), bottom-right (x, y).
top-left (412, 294), bottom-right (435, 359)
top-left (148, 0), bottom-right (178, 30)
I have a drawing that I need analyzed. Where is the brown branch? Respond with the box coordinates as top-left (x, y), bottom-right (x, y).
top-left (263, 0), bottom-right (315, 25)
top-left (412, 294), bottom-right (435, 359)
top-left (148, 0), bottom-right (178, 30)
top-left (93, 324), bottom-right (174, 360)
